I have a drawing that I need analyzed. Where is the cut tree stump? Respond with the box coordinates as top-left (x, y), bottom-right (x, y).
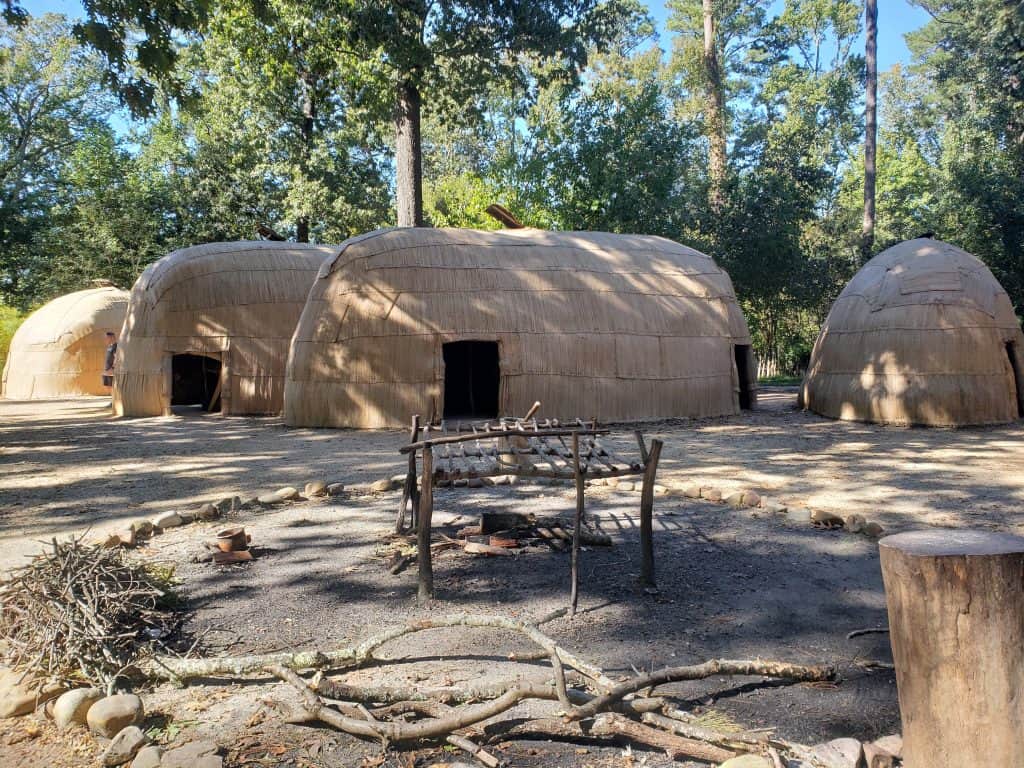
top-left (879, 530), bottom-right (1024, 768)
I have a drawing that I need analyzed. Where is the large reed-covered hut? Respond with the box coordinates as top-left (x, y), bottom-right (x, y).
top-left (284, 227), bottom-right (756, 428)
top-left (114, 242), bottom-right (337, 417)
top-left (1, 285), bottom-right (129, 399)
top-left (802, 238), bottom-right (1024, 426)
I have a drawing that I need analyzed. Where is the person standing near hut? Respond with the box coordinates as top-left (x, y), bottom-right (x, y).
top-left (102, 332), bottom-right (117, 389)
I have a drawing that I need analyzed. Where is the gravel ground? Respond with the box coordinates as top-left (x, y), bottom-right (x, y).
top-left (1, 389), bottom-right (1021, 766)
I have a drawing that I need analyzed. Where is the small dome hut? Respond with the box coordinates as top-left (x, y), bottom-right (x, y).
top-left (1, 285), bottom-right (129, 399)
top-left (284, 227), bottom-right (757, 428)
top-left (802, 238), bottom-right (1024, 426)
top-left (114, 242), bottom-right (337, 417)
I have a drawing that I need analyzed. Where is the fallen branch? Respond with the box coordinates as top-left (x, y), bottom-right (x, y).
top-left (642, 711), bottom-right (772, 750)
top-left (590, 712), bottom-right (737, 763)
top-left (568, 659), bottom-right (837, 720)
top-left (447, 734), bottom-right (499, 767)
top-left (143, 613), bottom-right (614, 689)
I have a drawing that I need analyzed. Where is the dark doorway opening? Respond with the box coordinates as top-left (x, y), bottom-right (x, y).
top-left (734, 344), bottom-right (753, 410)
top-left (171, 354), bottom-right (222, 412)
top-left (1006, 342), bottom-right (1024, 418)
top-left (443, 341), bottom-right (499, 420)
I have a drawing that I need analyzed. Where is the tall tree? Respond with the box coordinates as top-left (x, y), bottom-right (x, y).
top-left (349, 0), bottom-right (637, 226)
top-left (0, 14), bottom-right (114, 304)
top-left (702, 0), bottom-right (727, 211)
top-left (861, 0), bottom-right (877, 260)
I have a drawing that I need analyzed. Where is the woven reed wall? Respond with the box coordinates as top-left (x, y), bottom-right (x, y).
top-left (284, 228), bottom-right (756, 428)
top-left (1, 287), bottom-right (128, 399)
top-left (802, 238), bottom-right (1024, 426)
top-left (114, 242), bottom-right (337, 417)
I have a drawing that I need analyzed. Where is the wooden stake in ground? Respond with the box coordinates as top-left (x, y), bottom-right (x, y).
top-left (396, 414), bottom-right (420, 533)
top-left (879, 530), bottom-right (1024, 768)
top-left (570, 431), bottom-right (584, 614)
top-left (638, 437), bottom-right (663, 588)
top-left (417, 445), bottom-right (434, 602)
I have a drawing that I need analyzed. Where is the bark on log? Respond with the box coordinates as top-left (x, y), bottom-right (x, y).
top-left (879, 530), bottom-right (1024, 768)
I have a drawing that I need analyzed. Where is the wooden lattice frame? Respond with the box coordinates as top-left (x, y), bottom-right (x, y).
top-left (397, 404), bottom-right (663, 606)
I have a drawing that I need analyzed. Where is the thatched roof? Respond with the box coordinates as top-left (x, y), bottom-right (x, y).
top-left (284, 227), bottom-right (755, 428)
top-left (114, 241), bottom-right (337, 417)
top-left (802, 238), bottom-right (1024, 426)
top-left (2, 286), bottom-right (128, 399)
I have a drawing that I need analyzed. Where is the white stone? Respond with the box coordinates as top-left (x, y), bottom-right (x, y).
top-left (86, 694), bottom-right (143, 738)
top-left (720, 756), bottom-right (772, 768)
top-left (275, 486), bottom-right (300, 501)
top-left (725, 491), bottom-right (745, 507)
top-left (160, 741), bottom-right (220, 768)
top-left (872, 735), bottom-right (902, 758)
top-left (0, 668), bottom-right (64, 718)
top-left (371, 477), bottom-right (398, 493)
top-left (196, 503), bottom-right (219, 521)
top-left (304, 480), bottom-right (327, 497)
top-left (701, 487), bottom-right (722, 502)
top-left (683, 485), bottom-right (702, 498)
top-left (102, 725), bottom-right (147, 766)
top-left (52, 687), bottom-right (103, 730)
top-left (130, 746), bottom-right (162, 768)
top-left (845, 514), bottom-right (866, 533)
top-left (810, 737), bottom-right (864, 768)
top-left (152, 511), bottom-right (183, 529)
top-left (742, 490), bottom-right (761, 508)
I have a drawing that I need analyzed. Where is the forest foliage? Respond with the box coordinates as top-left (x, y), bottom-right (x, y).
top-left (1, 0), bottom-right (1021, 376)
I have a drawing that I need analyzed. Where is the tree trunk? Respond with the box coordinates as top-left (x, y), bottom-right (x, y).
top-left (702, 0), bottom-right (727, 213)
top-left (861, 0), bottom-right (878, 261)
top-left (879, 530), bottom-right (1024, 768)
top-left (395, 80), bottom-right (424, 227)
top-left (297, 70), bottom-right (315, 243)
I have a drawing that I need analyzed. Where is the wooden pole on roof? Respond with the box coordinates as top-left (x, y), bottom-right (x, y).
top-left (485, 204), bottom-right (524, 229)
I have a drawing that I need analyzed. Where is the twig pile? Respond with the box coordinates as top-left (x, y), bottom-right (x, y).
top-left (0, 538), bottom-right (177, 686)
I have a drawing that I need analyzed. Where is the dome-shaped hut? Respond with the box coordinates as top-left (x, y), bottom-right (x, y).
top-left (284, 227), bottom-right (756, 428)
top-left (802, 238), bottom-right (1024, 426)
top-left (114, 241), bottom-right (337, 417)
top-left (2, 285), bottom-right (129, 399)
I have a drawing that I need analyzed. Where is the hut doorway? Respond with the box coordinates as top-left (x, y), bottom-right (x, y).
top-left (171, 353), bottom-right (222, 412)
top-left (442, 341), bottom-right (499, 420)
top-left (734, 344), bottom-right (754, 410)
top-left (1006, 342), bottom-right (1024, 418)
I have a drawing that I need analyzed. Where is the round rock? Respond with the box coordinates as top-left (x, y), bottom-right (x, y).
top-left (87, 694), bottom-right (143, 738)
top-left (102, 725), bottom-right (147, 766)
top-left (130, 745), bottom-right (162, 768)
top-left (52, 687), bottom-right (103, 730)
top-left (304, 480), bottom-right (327, 497)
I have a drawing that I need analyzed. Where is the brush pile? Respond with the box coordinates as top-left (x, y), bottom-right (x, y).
top-left (0, 538), bottom-right (178, 686)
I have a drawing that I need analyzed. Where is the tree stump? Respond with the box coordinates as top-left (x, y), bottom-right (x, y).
top-left (879, 530), bottom-right (1024, 768)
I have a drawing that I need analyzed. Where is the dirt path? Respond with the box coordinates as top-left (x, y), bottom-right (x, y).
top-left (2, 390), bottom-right (1022, 569)
top-left (1, 392), bottom-right (1022, 765)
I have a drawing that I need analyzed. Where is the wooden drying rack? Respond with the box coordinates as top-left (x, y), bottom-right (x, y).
top-left (397, 402), bottom-right (663, 606)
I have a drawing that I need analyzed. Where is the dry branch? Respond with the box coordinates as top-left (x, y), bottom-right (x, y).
top-left (144, 614), bottom-right (613, 689)
top-left (0, 538), bottom-right (177, 686)
top-left (568, 658), bottom-right (837, 720)
top-left (590, 712), bottom-right (737, 763)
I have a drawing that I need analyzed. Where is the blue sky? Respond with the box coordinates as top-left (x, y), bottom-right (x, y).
top-left (24, 0), bottom-right (932, 74)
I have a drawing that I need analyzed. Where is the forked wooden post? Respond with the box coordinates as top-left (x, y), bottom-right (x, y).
top-left (417, 446), bottom-right (435, 603)
top-left (570, 431), bottom-right (584, 614)
top-left (638, 438), bottom-right (663, 588)
top-left (396, 414), bottom-right (421, 533)
top-left (879, 530), bottom-right (1024, 767)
